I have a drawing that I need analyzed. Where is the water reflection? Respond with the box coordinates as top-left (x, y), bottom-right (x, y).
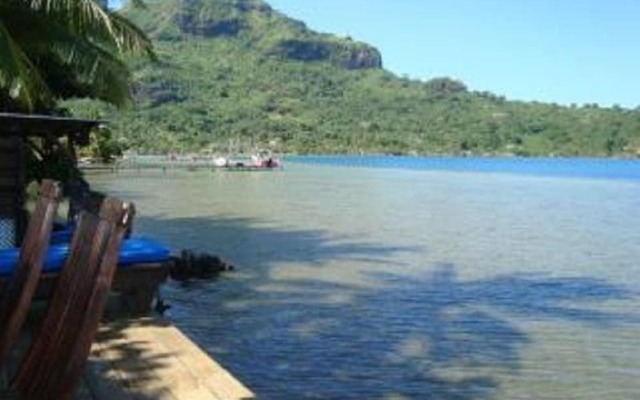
top-left (141, 214), bottom-right (638, 399)
top-left (90, 169), bottom-right (640, 399)
top-left (137, 214), bottom-right (421, 288)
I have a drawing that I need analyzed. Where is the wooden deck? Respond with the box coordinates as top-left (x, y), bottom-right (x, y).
top-left (77, 317), bottom-right (254, 400)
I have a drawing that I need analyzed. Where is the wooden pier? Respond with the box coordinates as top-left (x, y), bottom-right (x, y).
top-left (80, 155), bottom-right (282, 173)
top-left (77, 317), bottom-right (254, 400)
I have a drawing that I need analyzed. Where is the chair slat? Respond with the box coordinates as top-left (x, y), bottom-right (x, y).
top-left (0, 180), bottom-right (62, 365)
top-left (11, 197), bottom-right (135, 400)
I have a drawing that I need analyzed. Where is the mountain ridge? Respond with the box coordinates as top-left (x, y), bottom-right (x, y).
top-left (68, 0), bottom-right (640, 157)
top-left (125, 0), bottom-right (382, 69)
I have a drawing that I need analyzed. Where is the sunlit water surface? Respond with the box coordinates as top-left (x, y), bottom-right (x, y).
top-left (89, 157), bottom-right (640, 400)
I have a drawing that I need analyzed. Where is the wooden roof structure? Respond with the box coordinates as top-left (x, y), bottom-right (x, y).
top-left (0, 112), bottom-right (103, 144)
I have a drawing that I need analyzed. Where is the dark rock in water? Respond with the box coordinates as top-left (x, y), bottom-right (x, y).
top-left (154, 298), bottom-right (172, 316)
top-left (170, 249), bottom-right (235, 281)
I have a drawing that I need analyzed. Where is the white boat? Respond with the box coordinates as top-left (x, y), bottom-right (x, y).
top-left (213, 156), bottom-right (229, 167)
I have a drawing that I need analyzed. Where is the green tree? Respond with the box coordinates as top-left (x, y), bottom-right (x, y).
top-left (0, 0), bottom-right (155, 112)
top-left (0, 0), bottom-right (155, 193)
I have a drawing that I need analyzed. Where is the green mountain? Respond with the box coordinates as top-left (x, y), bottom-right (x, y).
top-left (69, 0), bottom-right (640, 157)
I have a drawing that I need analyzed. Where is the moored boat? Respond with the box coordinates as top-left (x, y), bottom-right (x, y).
top-left (250, 150), bottom-right (281, 169)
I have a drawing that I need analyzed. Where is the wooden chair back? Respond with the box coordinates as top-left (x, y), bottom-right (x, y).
top-left (0, 180), bottom-right (62, 365)
top-left (10, 197), bottom-right (135, 400)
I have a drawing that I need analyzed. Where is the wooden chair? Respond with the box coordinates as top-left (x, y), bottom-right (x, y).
top-left (0, 180), bottom-right (62, 366)
top-left (6, 197), bottom-right (135, 400)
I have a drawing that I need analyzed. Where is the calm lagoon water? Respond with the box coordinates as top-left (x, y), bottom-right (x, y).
top-left (89, 156), bottom-right (640, 399)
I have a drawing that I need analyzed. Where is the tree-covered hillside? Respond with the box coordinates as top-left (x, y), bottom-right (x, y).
top-left (68, 0), bottom-right (640, 157)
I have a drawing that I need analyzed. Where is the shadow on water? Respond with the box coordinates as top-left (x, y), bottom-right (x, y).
top-left (137, 214), bottom-right (421, 272)
top-left (138, 214), bottom-right (638, 400)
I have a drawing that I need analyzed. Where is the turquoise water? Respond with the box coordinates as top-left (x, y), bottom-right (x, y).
top-left (287, 155), bottom-right (640, 180)
top-left (89, 157), bottom-right (640, 399)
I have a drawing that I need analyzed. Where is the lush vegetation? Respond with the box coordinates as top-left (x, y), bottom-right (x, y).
top-left (67, 0), bottom-right (640, 157)
top-left (0, 0), bottom-right (154, 186)
top-left (0, 0), bottom-right (154, 112)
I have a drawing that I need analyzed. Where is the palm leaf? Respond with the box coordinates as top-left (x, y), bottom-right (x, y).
top-left (36, 21), bottom-right (134, 106)
top-left (55, 42), bottom-right (133, 107)
top-left (26, 0), bottom-right (155, 58)
top-left (0, 19), bottom-right (51, 110)
top-left (0, 0), bottom-right (155, 109)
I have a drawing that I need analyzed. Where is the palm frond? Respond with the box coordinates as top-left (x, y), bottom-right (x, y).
top-left (0, 19), bottom-right (51, 110)
top-left (108, 12), bottom-right (157, 60)
top-left (1, 0), bottom-right (154, 109)
top-left (27, 0), bottom-right (155, 58)
top-left (49, 37), bottom-right (134, 107)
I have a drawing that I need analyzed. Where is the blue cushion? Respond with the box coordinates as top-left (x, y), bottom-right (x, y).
top-left (116, 237), bottom-right (172, 266)
top-left (0, 248), bottom-right (20, 277)
top-left (0, 236), bottom-right (171, 277)
top-left (50, 229), bottom-right (73, 244)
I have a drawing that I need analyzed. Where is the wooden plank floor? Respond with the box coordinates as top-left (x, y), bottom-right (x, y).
top-left (78, 317), bottom-right (254, 400)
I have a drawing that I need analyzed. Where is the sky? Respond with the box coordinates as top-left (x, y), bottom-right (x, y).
top-left (112, 0), bottom-right (640, 108)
